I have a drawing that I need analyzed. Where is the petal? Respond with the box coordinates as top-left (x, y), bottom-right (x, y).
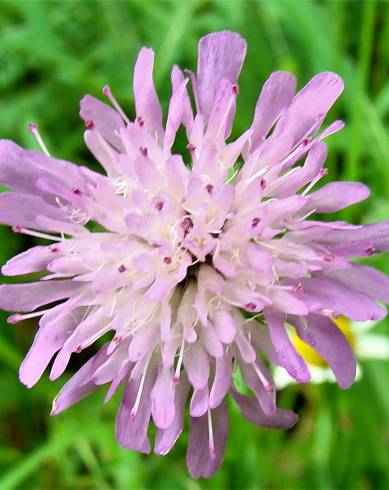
top-left (212, 309), bottom-right (237, 344)
top-left (265, 312), bottom-right (310, 383)
top-left (190, 386), bottom-right (209, 417)
top-left (183, 343), bottom-right (210, 389)
top-left (164, 66), bottom-right (192, 151)
top-left (79, 95), bottom-right (125, 151)
top-left (209, 352), bottom-right (232, 409)
top-left (133, 48), bottom-right (163, 141)
top-left (319, 221), bottom-right (389, 256)
top-left (303, 182), bottom-right (370, 214)
top-left (154, 374), bottom-right (190, 455)
top-left (0, 192), bottom-right (68, 230)
top-left (201, 325), bottom-right (224, 358)
top-left (115, 367), bottom-right (157, 453)
top-left (291, 314), bottom-right (356, 388)
top-left (2, 246), bottom-right (54, 276)
top-left (51, 345), bottom-right (109, 415)
top-left (20, 310), bottom-right (79, 388)
top-left (151, 367), bottom-right (176, 429)
top-left (326, 263), bottom-right (389, 304)
top-left (301, 276), bottom-right (386, 321)
top-left (238, 356), bottom-right (276, 416)
top-left (249, 71), bottom-right (297, 151)
top-left (274, 72), bottom-right (344, 145)
top-left (186, 402), bottom-right (228, 479)
top-left (197, 31), bottom-right (247, 119)
top-left (231, 390), bottom-right (298, 429)
top-left (0, 280), bottom-right (83, 312)
top-left (273, 141), bottom-right (327, 198)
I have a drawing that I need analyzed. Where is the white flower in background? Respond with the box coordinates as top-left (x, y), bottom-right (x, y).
top-left (274, 317), bottom-right (389, 388)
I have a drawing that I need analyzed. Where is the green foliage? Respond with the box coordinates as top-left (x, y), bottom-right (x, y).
top-left (1, 0), bottom-right (389, 488)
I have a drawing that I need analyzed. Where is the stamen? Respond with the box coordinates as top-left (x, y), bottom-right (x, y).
top-left (206, 184), bottom-right (214, 194)
top-left (173, 336), bottom-right (185, 384)
top-left (207, 408), bottom-right (216, 460)
top-left (130, 362), bottom-right (149, 420)
top-left (102, 85), bottom-right (130, 124)
top-left (12, 226), bottom-right (62, 242)
top-left (302, 168), bottom-right (328, 196)
top-left (118, 264), bottom-right (126, 273)
top-left (366, 247), bottom-right (375, 256)
top-left (245, 165), bottom-right (269, 185)
top-left (28, 123), bottom-right (50, 156)
top-left (252, 362), bottom-right (273, 393)
top-left (7, 308), bottom-right (52, 324)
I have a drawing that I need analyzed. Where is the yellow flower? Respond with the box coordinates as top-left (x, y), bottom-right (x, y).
top-left (290, 316), bottom-right (356, 368)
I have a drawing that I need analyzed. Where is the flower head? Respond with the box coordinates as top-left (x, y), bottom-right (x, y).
top-left (1, 31), bottom-right (389, 478)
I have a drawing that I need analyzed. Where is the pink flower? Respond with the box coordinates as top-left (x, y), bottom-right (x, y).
top-left (1, 31), bottom-right (389, 478)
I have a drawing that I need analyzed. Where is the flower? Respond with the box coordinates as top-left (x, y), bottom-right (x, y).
top-left (274, 317), bottom-right (389, 387)
top-left (1, 30), bottom-right (389, 478)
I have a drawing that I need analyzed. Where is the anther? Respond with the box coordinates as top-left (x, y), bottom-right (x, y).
top-left (324, 254), bottom-right (335, 262)
top-left (292, 282), bottom-right (304, 293)
top-left (366, 247), bottom-right (375, 256)
top-left (163, 257), bottom-right (172, 265)
top-left (118, 264), bottom-right (126, 273)
top-left (155, 201), bottom-right (164, 211)
top-left (245, 302), bottom-right (257, 311)
top-left (206, 184), bottom-right (214, 194)
top-left (251, 217), bottom-right (261, 228)
top-left (140, 147), bottom-right (148, 157)
top-left (71, 188), bottom-right (82, 195)
top-left (260, 178), bottom-right (266, 190)
top-left (49, 246), bottom-right (59, 253)
top-left (187, 143), bottom-right (196, 153)
top-left (85, 120), bottom-right (94, 129)
top-left (136, 116), bottom-right (144, 127)
top-left (75, 345), bottom-right (83, 354)
top-left (232, 83), bottom-right (239, 95)
top-left (181, 217), bottom-right (193, 232)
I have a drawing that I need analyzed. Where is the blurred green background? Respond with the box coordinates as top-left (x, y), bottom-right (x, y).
top-left (1, 0), bottom-right (389, 488)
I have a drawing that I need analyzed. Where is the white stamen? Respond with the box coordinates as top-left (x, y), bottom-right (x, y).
top-left (302, 169), bottom-right (327, 196)
top-left (103, 85), bottom-right (130, 124)
top-left (7, 308), bottom-right (52, 324)
top-left (28, 123), bottom-right (50, 156)
top-left (207, 408), bottom-right (216, 459)
top-left (174, 335), bottom-right (185, 383)
top-left (130, 356), bottom-right (151, 419)
top-left (12, 226), bottom-right (61, 242)
top-left (252, 362), bottom-right (273, 393)
top-left (245, 164), bottom-right (269, 185)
